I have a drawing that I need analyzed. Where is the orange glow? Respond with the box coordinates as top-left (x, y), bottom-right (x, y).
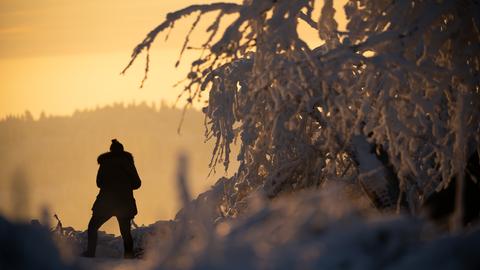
top-left (0, 0), bottom-right (245, 118)
top-left (0, 0), bottom-right (347, 233)
top-left (0, 0), bottom-right (347, 119)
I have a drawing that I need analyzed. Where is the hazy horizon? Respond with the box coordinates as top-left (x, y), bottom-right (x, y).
top-left (0, 103), bottom-right (239, 235)
top-left (0, 99), bottom-right (190, 120)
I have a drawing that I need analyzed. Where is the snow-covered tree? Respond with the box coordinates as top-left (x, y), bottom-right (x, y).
top-left (123, 0), bottom-right (480, 227)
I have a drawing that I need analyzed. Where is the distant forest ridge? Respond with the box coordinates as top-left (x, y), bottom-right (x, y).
top-left (0, 101), bottom-right (203, 122)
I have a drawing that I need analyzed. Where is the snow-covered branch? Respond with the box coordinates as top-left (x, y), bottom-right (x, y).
top-left (126, 0), bottom-right (480, 224)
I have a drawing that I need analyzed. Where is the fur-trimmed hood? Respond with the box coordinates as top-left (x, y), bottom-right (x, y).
top-left (97, 151), bottom-right (134, 164)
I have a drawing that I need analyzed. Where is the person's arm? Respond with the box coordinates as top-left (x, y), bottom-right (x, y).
top-left (96, 165), bottom-right (105, 188)
top-left (130, 163), bottom-right (142, 190)
top-left (124, 153), bottom-right (142, 190)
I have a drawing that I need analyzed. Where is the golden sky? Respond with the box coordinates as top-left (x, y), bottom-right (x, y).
top-left (0, 0), bottom-right (346, 119)
top-left (0, 0), bottom-right (228, 119)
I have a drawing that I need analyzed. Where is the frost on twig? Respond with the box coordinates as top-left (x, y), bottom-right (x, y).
top-left (125, 0), bottom-right (480, 226)
top-left (121, 3), bottom-right (241, 80)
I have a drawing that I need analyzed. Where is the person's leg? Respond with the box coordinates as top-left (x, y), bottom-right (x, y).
top-left (117, 216), bottom-right (134, 258)
top-left (84, 215), bottom-right (111, 257)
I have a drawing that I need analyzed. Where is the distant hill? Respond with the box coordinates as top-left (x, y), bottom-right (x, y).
top-left (0, 103), bottom-right (238, 234)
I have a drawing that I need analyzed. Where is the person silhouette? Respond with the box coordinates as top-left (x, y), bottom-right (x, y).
top-left (82, 139), bottom-right (142, 259)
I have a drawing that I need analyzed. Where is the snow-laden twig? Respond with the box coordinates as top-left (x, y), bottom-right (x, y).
top-left (125, 0), bottom-right (480, 227)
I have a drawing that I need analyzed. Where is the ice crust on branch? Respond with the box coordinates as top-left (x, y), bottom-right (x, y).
top-left (124, 0), bottom-right (480, 220)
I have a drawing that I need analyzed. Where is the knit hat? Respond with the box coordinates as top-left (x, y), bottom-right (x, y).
top-left (110, 139), bottom-right (124, 152)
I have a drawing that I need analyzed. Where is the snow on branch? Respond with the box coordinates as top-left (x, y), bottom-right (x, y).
top-left (124, 0), bottom-right (480, 225)
top-left (121, 2), bottom-right (241, 80)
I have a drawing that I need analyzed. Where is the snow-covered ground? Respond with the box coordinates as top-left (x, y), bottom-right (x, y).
top-left (2, 183), bottom-right (480, 270)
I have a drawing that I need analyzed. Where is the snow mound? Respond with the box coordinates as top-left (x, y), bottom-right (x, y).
top-left (2, 183), bottom-right (480, 270)
top-left (0, 217), bottom-right (68, 270)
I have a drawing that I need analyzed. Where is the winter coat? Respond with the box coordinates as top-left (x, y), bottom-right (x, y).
top-left (91, 151), bottom-right (141, 218)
